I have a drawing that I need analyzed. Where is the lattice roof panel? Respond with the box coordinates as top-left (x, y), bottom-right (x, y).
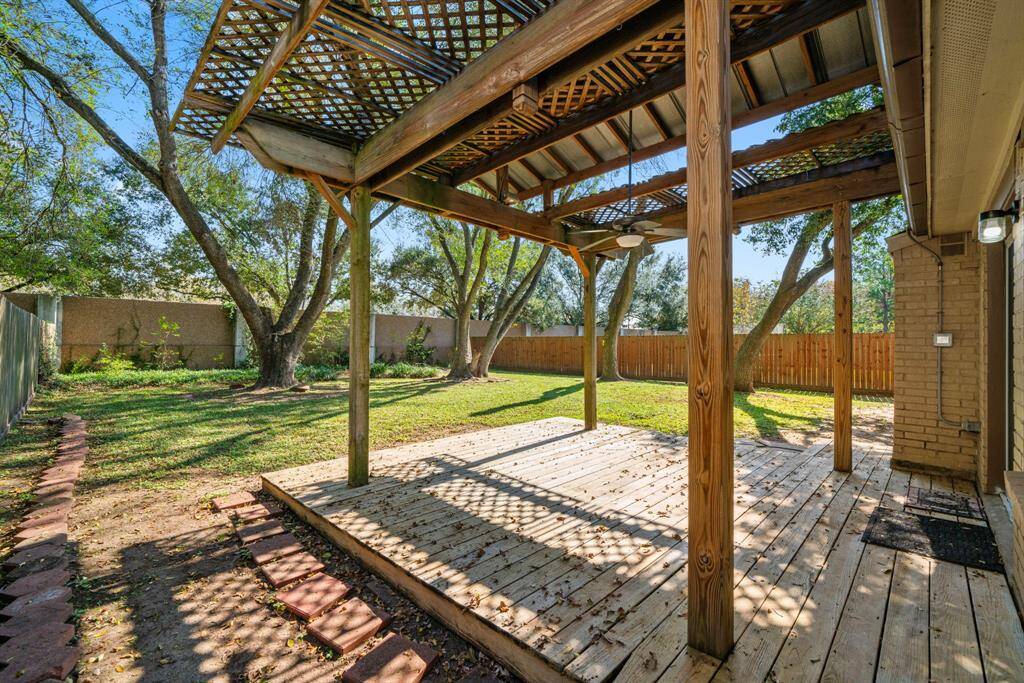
top-left (566, 126), bottom-right (894, 227)
top-left (173, 0), bottom-right (805, 163)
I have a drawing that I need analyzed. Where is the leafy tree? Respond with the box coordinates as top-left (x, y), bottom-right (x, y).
top-left (473, 236), bottom-right (552, 377)
top-left (385, 213), bottom-right (492, 379)
top-left (0, 67), bottom-right (153, 293)
top-left (733, 85), bottom-right (905, 391)
top-left (600, 247), bottom-right (643, 380)
top-left (854, 237), bottom-right (895, 332)
top-left (779, 281), bottom-right (834, 333)
top-left (0, 0), bottom-right (364, 387)
top-left (632, 253), bottom-right (687, 332)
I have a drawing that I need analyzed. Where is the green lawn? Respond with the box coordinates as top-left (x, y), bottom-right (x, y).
top-left (0, 370), bottom-right (887, 494)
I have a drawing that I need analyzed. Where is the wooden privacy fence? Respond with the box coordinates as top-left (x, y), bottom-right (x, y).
top-left (0, 298), bottom-right (50, 439)
top-left (472, 333), bottom-right (895, 395)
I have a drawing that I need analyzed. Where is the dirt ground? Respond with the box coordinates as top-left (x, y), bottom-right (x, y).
top-left (2, 402), bottom-right (894, 683)
top-left (66, 473), bottom-right (509, 682)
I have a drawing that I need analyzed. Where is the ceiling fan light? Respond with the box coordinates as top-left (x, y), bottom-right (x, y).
top-left (616, 233), bottom-right (645, 248)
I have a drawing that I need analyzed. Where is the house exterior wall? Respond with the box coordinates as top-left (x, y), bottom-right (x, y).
top-left (889, 232), bottom-right (981, 478)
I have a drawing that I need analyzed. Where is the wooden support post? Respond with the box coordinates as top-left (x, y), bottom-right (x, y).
top-left (582, 252), bottom-right (598, 431)
top-left (833, 200), bottom-right (853, 472)
top-left (348, 186), bottom-right (372, 487)
top-left (685, 0), bottom-right (734, 659)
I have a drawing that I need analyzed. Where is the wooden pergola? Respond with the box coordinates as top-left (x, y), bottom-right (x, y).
top-left (174, 0), bottom-right (902, 657)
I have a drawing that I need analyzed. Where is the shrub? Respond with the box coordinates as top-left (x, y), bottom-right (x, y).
top-left (370, 361), bottom-right (441, 379)
top-left (93, 344), bottom-right (137, 373)
top-left (404, 322), bottom-right (435, 365)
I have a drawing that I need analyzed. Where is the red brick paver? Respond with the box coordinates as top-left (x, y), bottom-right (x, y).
top-left (3, 542), bottom-right (65, 570)
top-left (0, 644), bottom-right (80, 682)
top-left (341, 633), bottom-right (438, 683)
top-left (13, 532), bottom-right (67, 552)
top-left (212, 491), bottom-right (256, 511)
top-left (277, 573), bottom-right (351, 620)
top-left (0, 602), bottom-right (73, 638)
top-left (0, 568), bottom-right (71, 599)
top-left (307, 598), bottom-right (391, 654)
top-left (13, 521), bottom-right (68, 542)
top-left (1, 586), bottom-right (72, 618)
top-left (16, 509), bottom-right (69, 531)
top-left (236, 519), bottom-right (288, 545)
top-left (248, 532), bottom-right (303, 565)
top-left (260, 551), bottom-right (325, 588)
top-left (231, 501), bottom-right (281, 523)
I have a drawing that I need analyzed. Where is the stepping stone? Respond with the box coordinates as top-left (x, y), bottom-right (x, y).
top-left (276, 573), bottom-right (351, 620)
top-left (212, 491), bottom-right (256, 512)
top-left (248, 532), bottom-right (303, 565)
top-left (14, 522), bottom-right (68, 542)
top-left (5, 554), bottom-right (68, 582)
top-left (13, 532), bottom-right (67, 552)
top-left (24, 501), bottom-right (72, 519)
top-left (0, 601), bottom-right (73, 638)
top-left (17, 509), bottom-right (69, 531)
top-left (341, 633), bottom-right (438, 683)
top-left (236, 519), bottom-right (287, 545)
top-left (307, 598), bottom-right (391, 654)
top-left (0, 644), bottom-right (79, 682)
top-left (260, 551), bottom-right (325, 588)
top-left (34, 492), bottom-right (73, 508)
top-left (1, 586), bottom-right (72, 618)
top-left (35, 482), bottom-right (75, 498)
top-left (0, 568), bottom-right (71, 598)
top-left (230, 501), bottom-right (281, 523)
top-left (42, 465), bottom-right (82, 481)
top-left (3, 543), bottom-right (64, 570)
top-left (0, 621), bottom-right (75, 654)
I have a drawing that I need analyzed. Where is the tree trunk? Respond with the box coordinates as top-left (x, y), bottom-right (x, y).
top-left (734, 249), bottom-right (835, 391)
top-left (473, 245), bottom-right (551, 378)
top-left (448, 305), bottom-right (475, 380)
top-left (601, 247), bottom-right (643, 381)
top-left (254, 333), bottom-right (303, 388)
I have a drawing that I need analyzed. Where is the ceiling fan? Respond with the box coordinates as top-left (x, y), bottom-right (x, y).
top-left (572, 110), bottom-right (686, 251)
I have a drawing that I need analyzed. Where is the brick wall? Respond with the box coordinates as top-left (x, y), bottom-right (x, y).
top-left (889, 231), bottom-right (981, 477)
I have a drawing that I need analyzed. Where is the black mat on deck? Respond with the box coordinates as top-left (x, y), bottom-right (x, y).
top-left (905, 486), bottom-right (986, 520)
top-left (861, 507), bottom-right (1003, 572)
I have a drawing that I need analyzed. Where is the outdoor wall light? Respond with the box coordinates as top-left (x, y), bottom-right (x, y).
top-left (978, 202), bottom-right (1018, 243)
top-left (616, 233), bottom-right (645, 248)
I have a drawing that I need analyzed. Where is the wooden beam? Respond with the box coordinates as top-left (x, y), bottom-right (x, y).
top-left (235, 118), bottom-right (566, 246)
top-left (686, 0), bottom-right (734, 659)
top-left (516, 65), bottom-right (880, 200)
top-left (548, 108), bottom-right (888, 220)
top-left (348, 185), bottom-right (372, 487)
top-left (240, 119), bottom-right (354, 184)
top-left (377, 173), bottom-right (565, 245)
top-left (832, 200), bottom-right (853, 472)
top-left (210, 0), bottom-right (330, 153)
top-left (451, 0), bottom-right (866, 186)
top-left (582, 252), bottom-right (598, 431)
top-left (630, 153), bottom-right (899, 236)
top-left (353, 0), bottom-right (663, 187)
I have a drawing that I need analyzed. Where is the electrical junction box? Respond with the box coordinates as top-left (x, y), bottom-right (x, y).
top-left (933, 332), bottom-right (954, 347)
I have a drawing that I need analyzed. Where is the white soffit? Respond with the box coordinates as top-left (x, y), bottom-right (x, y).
top-left (928, 0), bottom-right (1024, 235)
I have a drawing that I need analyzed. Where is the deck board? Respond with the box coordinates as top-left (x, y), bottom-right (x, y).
top-left (261, 418), bottom-right (1024, 682)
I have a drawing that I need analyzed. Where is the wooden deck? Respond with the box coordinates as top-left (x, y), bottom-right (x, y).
top-left (262, 418), bottom-right (1024, 682)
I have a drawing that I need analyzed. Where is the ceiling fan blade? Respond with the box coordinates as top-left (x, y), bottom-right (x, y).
top-left (631, 219), bottom-right (662, 231)
top-left (583, 233), bottom-right (622, 250)
top-left (571, 228), bottom-right (616, 235)
top-left (646, 227), bottom-right (687, 237)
